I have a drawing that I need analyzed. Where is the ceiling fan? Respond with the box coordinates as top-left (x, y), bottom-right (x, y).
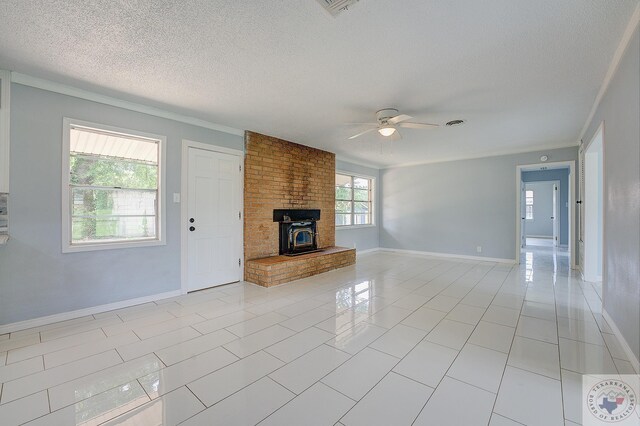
top-left (347, 108), bottom-right (439, 140)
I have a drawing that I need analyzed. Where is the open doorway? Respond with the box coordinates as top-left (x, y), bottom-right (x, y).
top-left (515, 161), bottom-right (575, 268)
top-left (522, 180), bottom-right (560, 247)
top-left (582, 123), bottom-right (603, 283)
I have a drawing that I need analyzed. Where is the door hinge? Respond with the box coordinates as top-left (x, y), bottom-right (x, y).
top-left (239, 165), bottom-right (242, 172)
top-left (238, 211), bottom-right (242, 220)
top-left (238, 258), bottom-right (241, 267)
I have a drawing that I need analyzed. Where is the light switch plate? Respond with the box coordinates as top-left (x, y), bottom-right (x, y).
top-left (173, 193), bottom-right (180, 203)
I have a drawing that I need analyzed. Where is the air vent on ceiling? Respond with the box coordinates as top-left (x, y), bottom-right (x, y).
top-left (316, 0), bottom-right (359, 16)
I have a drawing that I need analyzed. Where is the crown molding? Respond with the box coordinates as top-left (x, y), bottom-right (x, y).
top-left (335, 155), bottom-right (382, 170)
top-left (10, 72), bottom-right (244, 137)
top-left (380, 141), bottom-right (578, 169)
top-left (578, 3), bottom-right (640, 143)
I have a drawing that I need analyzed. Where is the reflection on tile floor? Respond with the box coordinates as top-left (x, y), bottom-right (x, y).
top-left (0, 246), bottom-right (634, 425)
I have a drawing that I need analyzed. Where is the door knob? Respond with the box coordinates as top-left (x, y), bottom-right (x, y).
top-left (189, 226), bottom-right (195, 232)
top-left (189, 218), bottom-right (195, 223)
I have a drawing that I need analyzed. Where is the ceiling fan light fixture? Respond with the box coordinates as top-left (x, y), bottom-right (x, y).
top-left (378, 126), bottom-right (396, 137)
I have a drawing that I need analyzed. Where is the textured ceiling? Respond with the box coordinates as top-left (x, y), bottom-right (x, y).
top-left (0, 0), bottom-right (637, 167)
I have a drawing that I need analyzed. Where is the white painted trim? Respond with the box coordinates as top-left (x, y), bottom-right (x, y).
top-left (603, 309), bottom-right (640, 374)
top-left (336, 224), bottom-right (377, 230)
top-left (379, 247), bottom-right (515, 264)
top-left (355, 247), bottom-right (381, 255)
top-left (583, 122), bottom-right (605, 283)
top-left (180, 139), bottom-right (245, 294)
top-left (336, 156), bottom-right (382, 170)
top-left (0, 69), bottom-right (10, 193)
top-left (578, 3), bottom-right (640, 144)
top-left (515, 160), bottom-right (576, 269)
top-left (10, 72), bottom-right (244, 137)
top-left (0, 290), bottom-right (182, 334)
top-left (381, 141), bottom-right (578, 169)
top-left (61, 118), bottom-right (167, 253)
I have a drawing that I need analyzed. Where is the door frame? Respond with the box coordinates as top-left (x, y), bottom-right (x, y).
top-left (583, 121), bottom-right (605, 282)
top-left (552, 181), bottom-right (560, 247)
top-left (180, 140), bottom-right (244, 294)
top-left (515, 160), bottom-right (576, 268)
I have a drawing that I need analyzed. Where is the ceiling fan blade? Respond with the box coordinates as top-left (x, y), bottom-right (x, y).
top-left (388, 114), bottom-right (413, 125)
top-left (398, 122), bottom-right (439, 129)
top-left (390, 129), bottom-right (403, 141)
top-left (348, 128), bottom-right (377, 140)
top-left (344, 123), bottom-right (379, 127)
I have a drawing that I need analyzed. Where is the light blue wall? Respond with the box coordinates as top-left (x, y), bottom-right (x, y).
top-left (522, 168), bottom-right (570, 245)
top-left (582, 27), bottom-right (639, 362)
top-left (0, 84), bottom-right (244, 325)
top-left (523, 181), bottom-right (554, 238)
top-left (380, 147), bottom-right (578, 260)
top-left (335, 160), bottom-right (380, 251)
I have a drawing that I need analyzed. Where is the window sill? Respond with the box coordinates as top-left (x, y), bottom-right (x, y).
top-left (336, 224), bottom-right (377, 231)
top-left (62, 238), bottom-right (165, 253)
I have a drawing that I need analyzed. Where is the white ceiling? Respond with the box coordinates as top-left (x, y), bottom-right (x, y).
top-left (0, 0), bottom-right (637, 167)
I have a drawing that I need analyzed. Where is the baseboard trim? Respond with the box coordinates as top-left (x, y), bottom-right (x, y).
top-left (378, 248), bottom-right (516, 264)
top-left (0, 290), bottom-right (183, 334)
top-left (356, 248), bottom-right (381, 256)
top-left (603, 309), bottom-right (640, 374)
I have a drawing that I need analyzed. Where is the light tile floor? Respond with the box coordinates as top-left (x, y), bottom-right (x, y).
top-left (0, 246), bottom-right (635, 425)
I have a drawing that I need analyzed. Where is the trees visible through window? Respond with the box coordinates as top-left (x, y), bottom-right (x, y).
top-left (335, 173), bottom-right (374, 226)
top-left (525, 190), bottom-right (534, 219)
top-left (63, 120), bottom-right (165, 252)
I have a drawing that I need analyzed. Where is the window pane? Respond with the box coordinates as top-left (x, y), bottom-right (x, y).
top-left (526, 198), bottom-right (533, 205)
top-left (525, 190), bottom-right (533, 198)
top-left (70, 127), bottom-right (158, 164)
top-left (335, 186), bottom-right (353, 201)
top-left (353, 177), bottom-right (369, 189)
top-left (72, 216), bottom-right (156, 242)
top-left (336, 174), bottom-right (352, 187)
top-left (335, 200), bottom-right (352, 213)
top-left (354, 201), bottom-right (369, 213)
top-left (353, 214), bottom-right (371, 225)
top-left (70, 155), bottom-right (158, 189)
top-left (526, 205), bottom-right (533, 219)
top-left (335, 214), bottom-right (352, 226)
top-left (72, 188), bottom-right (157, 217)
top-left (353, 189), bottom-right (369, 201)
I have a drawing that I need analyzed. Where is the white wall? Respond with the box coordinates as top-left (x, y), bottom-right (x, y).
top-left (582, 26), bottom-right (639, 364)
top-left (0, 84), bottom-right (244, 326)
top-left (334, 160), bottom-right (380, 252)
top-left (379, 147), bottom-right (579, 261)
top-left (524, 181), bottom-right (554, 237)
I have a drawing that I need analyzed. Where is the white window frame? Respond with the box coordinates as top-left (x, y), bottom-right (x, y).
top-left (525, 190), bottom-right (534, 220)
top-left (335, 171), bottom-right (376, 229)
top-left (61, 118), bottom-right (166, 253)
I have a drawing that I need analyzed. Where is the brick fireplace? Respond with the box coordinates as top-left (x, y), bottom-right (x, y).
top-left (243, 131), bottom-right (355, 286)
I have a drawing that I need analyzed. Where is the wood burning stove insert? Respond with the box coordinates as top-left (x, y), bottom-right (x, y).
top-left (273, 209), bottom-right (321, 256)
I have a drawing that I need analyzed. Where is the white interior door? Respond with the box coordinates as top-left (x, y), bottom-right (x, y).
top-left (187, 147), bottom-right (242, 291)
top-left (552, 183), bottom-right (559, 247)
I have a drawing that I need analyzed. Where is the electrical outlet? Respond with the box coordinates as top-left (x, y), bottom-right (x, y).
top-left (476, 246), bottom-right (482, 253)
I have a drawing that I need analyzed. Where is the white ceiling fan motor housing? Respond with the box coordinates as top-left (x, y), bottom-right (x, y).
top-left (376, 108), bottom-right (399, 124)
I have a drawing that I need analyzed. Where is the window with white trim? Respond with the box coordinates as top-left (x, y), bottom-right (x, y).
top-left (62, 119), bottom-right (165, 252)
top-left (335, 173), bottom-right (374, 226)
top-left (525, 190), bottom-right (534, 220)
